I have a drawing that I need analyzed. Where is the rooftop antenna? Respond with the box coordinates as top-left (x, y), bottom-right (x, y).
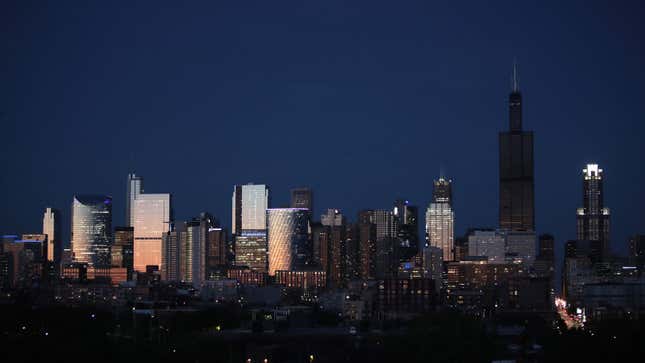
top-left (512, 58), bottom-right (519, 92)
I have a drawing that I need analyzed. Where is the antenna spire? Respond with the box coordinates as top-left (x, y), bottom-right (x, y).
top-left (512, 59), bottom-right (519, 92)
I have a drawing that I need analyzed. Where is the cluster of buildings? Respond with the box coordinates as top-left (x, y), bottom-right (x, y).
top-left (561, 165), bottom-right (645, 321)
top-left (2, 68), bottom-right (643, 323)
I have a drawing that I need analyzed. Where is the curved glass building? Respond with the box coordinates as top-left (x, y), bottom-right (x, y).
top-left (71, 195), bottom-right (112, 266)
top-left (267, 208), bottom-right (309, 276)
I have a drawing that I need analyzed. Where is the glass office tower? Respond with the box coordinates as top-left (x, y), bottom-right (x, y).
top-left (71, 195), bottom-right (112, 266)
top-left (124, 173), bottom-right (173, 272)
top-left (125, 173), bottom-right (143, 227)
top-left (267, 208), bottom-right (310, 276)
top-left (133, 193), bottom-right (171, 272)
top-left (232, 183), bottom-right (269, 232)
top-left (232, 183), bottom-right (270, 272)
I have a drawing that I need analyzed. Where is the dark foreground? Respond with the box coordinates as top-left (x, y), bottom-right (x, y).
top-left (2, 303), bottom-right (644, 363)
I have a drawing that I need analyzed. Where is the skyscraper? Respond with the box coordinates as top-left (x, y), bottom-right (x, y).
top-left (499, 64), bottom-right (535, 231)
top-left (426, 178), bottom-right (454, 261)
top-left (358, 219), bottom-right (377, 280)
top-left (71, 195), bottom-right (112, 266)
top-left (161, 227), bottom-right (181, 281)
top-left (112, 226), bottom-right (134, 280)
top-left (267, 208), bottom-right (309, 276)
top-left (576, 164), bottom-right (610, 257)
top-left (42, 207), bottom-right (61, 263)
top-left (290, 187), bottom-right (313, 212)
top-left (206, 227), bottom-right (228, 276)
top-left (360, 209), bottom-right (398, 278)
top-left (125, 173), bottom-right (143, 227)
top-left (232, 184), bottom-right (269, 272)
top-left (127, 174), bottom-right (172, 273)
top-left (235, 231), bottom-right (268, 272)
top-left (180, 219), bottom-right (202, 286)
top-left (232, 183), bottom-right (269, 233)
top-left (394, 200), bottom-right (419, 260)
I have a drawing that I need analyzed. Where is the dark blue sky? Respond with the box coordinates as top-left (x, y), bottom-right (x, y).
top-left (2, 1), bottom-right (644, 260)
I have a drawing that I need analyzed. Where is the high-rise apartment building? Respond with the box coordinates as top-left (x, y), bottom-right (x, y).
top-left (576, 164), bottom-right (611, 258)
top-left (71, 195), bottom-right (112, 266)
top-left (127, 174), bottom-right (172, 272)
top-left (161, 227), bottom-right (181, 281)
top-left (426, 177), bottom-right (454, 261)
top-left (499, 64), bottom-right (535, 231)
top-left (42, 207), bottom-right (61, 263)
top-left (267, 208), bottom-right (309, 276)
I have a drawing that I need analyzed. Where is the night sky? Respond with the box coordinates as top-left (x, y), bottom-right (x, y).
top-left (2, 1), bottom-right (644, 263)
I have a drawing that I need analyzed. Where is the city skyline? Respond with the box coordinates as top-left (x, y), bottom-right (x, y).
top-left (3, 2), bottom-right (643, 262)
top-left (3, 2), bottom-right (644, 361)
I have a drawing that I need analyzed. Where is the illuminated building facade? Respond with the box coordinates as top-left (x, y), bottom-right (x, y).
top-left (232, 184), bottom-right (269, 273)
top-left (377, 278), bottom-right (436, 318)
top-left (125, 173), bottom-right (142, 227)
top-left (180, 219), bottom-right (201, 285)
top-left (112, 226), bottom-right (133, 279)
top-left (71, 195), bottom-right (112, 266)
top-left (232, 183), bottom-right (269, 233)
top-left (161, 228), bottom-right (180, 281)
top-left (576, 164), bottom-right (611, 258)
top-left (235, 230), bottom-right (268, 272)
top-left (499, 64), bottom-right (535, 231)
top-left (125, 174), bottom-right (172, 272)
top-left (267, 208), bottom-right (309, 276)
top-left (426, 177), bottom-right (454, 261)
top-left (275, 269), bottom-right (326, 290)
top-left (227, 267), bottom-right (268, 286)
top-left (42, 207), bottom-right (61, 263)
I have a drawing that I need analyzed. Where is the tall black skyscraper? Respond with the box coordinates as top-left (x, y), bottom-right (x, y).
top-left (576, 164), bottom-right (610, 257)
top-left (499, 64), bottom-right (535, 231)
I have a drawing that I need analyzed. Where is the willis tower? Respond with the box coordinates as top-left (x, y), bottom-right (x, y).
top-left (499, 64), bottom-right (535, 231)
